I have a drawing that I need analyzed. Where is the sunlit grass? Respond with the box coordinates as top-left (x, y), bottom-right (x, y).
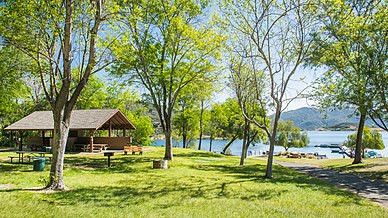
top-left (0, 147), bottom-right (387, 217)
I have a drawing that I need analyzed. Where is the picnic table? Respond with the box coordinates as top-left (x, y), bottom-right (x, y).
top-left (10, 151), bottom-right (52, 163)
top-left (83, 144), bottom-right (109, 152)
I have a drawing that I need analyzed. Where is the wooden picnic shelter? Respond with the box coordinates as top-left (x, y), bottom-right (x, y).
top-left (4, 109), bottom-right (136, 152)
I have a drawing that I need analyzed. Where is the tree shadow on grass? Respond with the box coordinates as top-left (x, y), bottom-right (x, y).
top-left (189, 163), bottom-right (365, 206)
top-left (0, 162), bottom-right (34, 173)
top-left (64, 155), bottom-right (156, 174)
top-left (325, 163), bottom-right (388, 183)
top-left (35, 176), bottom-right (288, 209)
top-left (355, 171), bottom-right (388, 182)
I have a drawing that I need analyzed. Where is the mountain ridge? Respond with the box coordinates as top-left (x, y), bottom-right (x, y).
top-left (278, 107), bottom-right (374, 130)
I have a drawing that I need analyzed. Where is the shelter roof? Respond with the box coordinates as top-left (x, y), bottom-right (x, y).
top-left (4, 109), bottom-right (136, 131)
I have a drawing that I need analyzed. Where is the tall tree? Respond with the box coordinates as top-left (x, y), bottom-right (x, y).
top-left (0, 0), bottom-right (112, 190)
top-left (344, 126), bottom-right (385, 157)
top-left (173, 90), bottom-right (200, 148)
top-left (205, 103), bottom-right (228, 152)
top-left (0, 46), bottom-right (32, 146)
top-left (217, 98), bottom-right (244, 154)
top-left (111, 0), bottom-right (223, 160)
top-left (310, 0), bottom-right (388, 163)
top-left (275, 121), bottom-right (309, 151)
top-left (196, 83), bottom-right (215, 151)
top-left (220, 0), bottom-right (314, 177)
top-left (229, 56), bottom-right (267, 165)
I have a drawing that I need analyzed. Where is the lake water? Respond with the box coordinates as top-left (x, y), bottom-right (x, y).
top-left (152, 131), bottom-right (388, 159)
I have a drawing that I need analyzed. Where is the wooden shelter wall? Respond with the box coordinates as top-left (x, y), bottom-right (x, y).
top-left (77, 137), bottom-right (131, 149)
top-left (26, 137), bottom-right (47, 146)
top-left (27, 137), bottom-right (77, 147)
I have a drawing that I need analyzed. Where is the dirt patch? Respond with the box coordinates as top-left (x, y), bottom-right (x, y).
top-left (0, 184), bottom-right (15, 188)
top-left (73, 164), bottom-right (105, 169)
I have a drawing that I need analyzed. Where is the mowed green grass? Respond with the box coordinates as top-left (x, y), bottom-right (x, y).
top-left (0, 148), bottom-right (387, 218)
top-left (274, 156), bottom-right (388, 183)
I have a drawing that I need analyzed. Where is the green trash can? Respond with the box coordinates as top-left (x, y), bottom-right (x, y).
top-left (33, 157), bottom-right (46, 171)
top-left (45, 147), bottom-right (52, 153)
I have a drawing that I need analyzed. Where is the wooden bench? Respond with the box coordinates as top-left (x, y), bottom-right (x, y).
top-left (123, 146), bottom-right (143, 155)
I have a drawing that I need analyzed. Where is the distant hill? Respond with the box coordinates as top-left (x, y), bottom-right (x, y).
top-left (278, 107), bottom-right (374, 130)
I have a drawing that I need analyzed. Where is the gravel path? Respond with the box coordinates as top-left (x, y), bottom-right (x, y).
top-left (276, 161), bottom-right (388, 209)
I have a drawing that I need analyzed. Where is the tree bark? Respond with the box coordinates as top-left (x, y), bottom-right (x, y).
top-left (353, 113), bottom-right (366, 164)
top-left (164, 129), bottom-right (173, 160)
top-left (209, 133), bottom-right (213, 152)
top-left (182, 131), bottom-right (187, 148)
top-left (46, 0), bottom-right (73, 190)
top-left (240, 119), bottom-right (249, 166)
top-left (198, 101), bottom-right (204, 150)
top-left (265, 109), bottom-right (280, 178)
top-left (47, 109), bottom-right (70, 190)
top-left (222, 134), bottom-right (238, 154)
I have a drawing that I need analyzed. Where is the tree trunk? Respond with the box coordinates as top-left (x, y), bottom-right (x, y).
top-left (209, 133), bottom-right (213, 152)
top-left (47, 110), bottom-right (70, 190)
top-left (222, 135), bottom-right (238, 154)
top-left (182, 132), bottom-right (187, 148)
top-left (164, 129), bottom-right (173, 160)
top-left (353, 113), bottom-right (366, 164)
top-left (240, 119), bottom-right (249, 166)
top-left (265, 110), bottom-right (280, 178)
top-left (198, 101), bottom-right (204, 150)
top-left (265, 137), bottom-right (276, 178)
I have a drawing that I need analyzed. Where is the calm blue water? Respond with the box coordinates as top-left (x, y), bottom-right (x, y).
top-left (151, 131), bottom-right (388, 159)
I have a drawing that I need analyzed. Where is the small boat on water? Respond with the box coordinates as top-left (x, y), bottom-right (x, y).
top-left (314, 144), bottom-right (330, 148)
top-left (328, 144), bottom-right (342, 148)
top-left (331, 149), bottom-right (341, 153)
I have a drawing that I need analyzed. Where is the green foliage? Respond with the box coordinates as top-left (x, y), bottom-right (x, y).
top-left (275, 121), bottom-right (310, 151)
top-left (311, 0), bottom-right (388, 121)
top-left (173, 107), bottom-right (200, 146)
top-left (0, 45), bottom-right (39, 146)
top-left (173, 84), bottom-right (207, 147)
top-left (204, 101), bottom-right (229, 139)
top-left (75, 75), bottom-right (107, 110)
top-left (219, 0), bottom-right (315, 176)
top-left (219, 99), bottom-right (244, 139)
top-left (344, 127), bottom-right (385, 150)
top-left (110, 0), bottom-right (224, 159)
top-left (127, 112), bottom-right (154, 146)
top-left (309, 0), bottom-right (388, 162)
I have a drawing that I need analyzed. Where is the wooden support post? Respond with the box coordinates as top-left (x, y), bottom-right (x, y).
top-left (89, 130), bottom-right (94, 152)
top-left (123, 128), bottom-right (126, 137)
top-left (108, 119), bottom-right (112, 138)
top-left (18, 131), bottom-right (23, 151)
top-left (10, 131), bottom-right (13, 147)
top-left (42, 131), bottom-right (45, 147)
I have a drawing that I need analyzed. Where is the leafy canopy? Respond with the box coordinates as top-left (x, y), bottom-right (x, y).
top-left (344, 127), bottom-right (385, 150)
top-left (275, 121), bottom-right (310, 151)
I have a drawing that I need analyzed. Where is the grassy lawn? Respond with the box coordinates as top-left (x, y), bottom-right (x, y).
top-left (0, 147), bottom-right (387, 218)
top-left (274, 156), bottom-right (388, 183)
